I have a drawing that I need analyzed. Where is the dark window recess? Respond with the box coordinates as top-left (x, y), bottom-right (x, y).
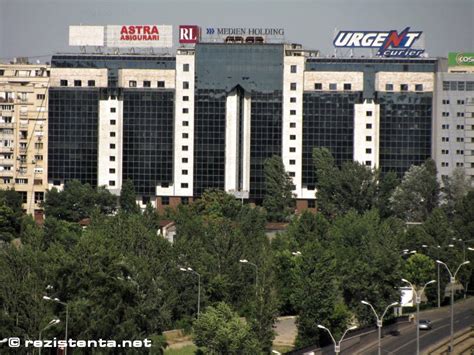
top-left (109, 180), bottom-right (116, 186)
top-left (290, 97), bottom-right (297, 103)
top-left (129, 80), bottom-right (137, 87)
top-left (308, 200), bottom-right (316, 208)
top-left (157, 81), bottom-right (165, 88)
top-left (60, 80), bottom-right (68, 87)
top-left (74, 80), bottom-right (82, 87)
top-left (290, 122), bottom-right (296, 128)
top-left (290, 147), bottom-right (296, 152)
top-left (366, 111), bottom-right (373, 116)
top-left (343, 83), bottom-right (352, 90)
top-left (183, 121), bottom-right (189, 126)
top-left (183, 96), bottom-right (189, 101)
top-left (110, 107), bottom-right (116, 113)
top-left (366, 148), bottom-right (372, 154)
top-left (329, 83), bottom-right (337, 90)
top-left (143, 80), bottom-right (151, 88)
top-left (366, 136), bottom-right (372, 142)
top-left (161, 196), bottom-right (170, 205)
top-left (290, 65), bottom-right (297, 73)
top-left (182, 108), bottom-right (189, 114)
top-left (110, 120), bottom-right (116, 125)
top-left (385, 83), bottom-right (394, 91)
top-left (110, 156), bottom-right (115, 161)
top-left (290, 83), bottom-right (297, 90)
top-left (109, 168), bottom-right (115, 173)
top-left (182, 145), bottom-right (188, 151)
top-left (182, 157), bottom-right (188, 163)
top-left (314, 83), bottom-right (322, 90)
top-left (181, 183), bottom-right (188, 188)
top-left (183, 64), bottom-right (190, 72)
top-left (110, 132), bottom-right (116, 137)
top-left (366, 123), bottom-right (372, 129)
top-left (415, 84), bottom-right (423, 91)
top-left (400, 84), bottom-right (409, 91)
top-left (181, 197), bottom-right (189, 204)
top-left (183, 81), bottom-right (190, 89)
top-left (88, 80), bottom-right (95, 87)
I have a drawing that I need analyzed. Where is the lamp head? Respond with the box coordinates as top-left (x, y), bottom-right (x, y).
top-left (361, 300), bottom-right (369, 305)
top-left (317, 324), bottom-right (327, 330)
top-left (239, 259), bottom-right (248, 263)
top-left (390, 302), bottom-right (399, 307)
top-left (348, 325), bottom-right (358, 331)
top-left (42, 296), bottom-right (51, 300)
top-left (179, 267), bottom-right (187, 272)
top-left (462, 261), bottom-right (470, 265)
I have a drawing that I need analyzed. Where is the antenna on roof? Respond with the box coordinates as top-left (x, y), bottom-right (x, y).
top-left (333, 27), bottom-right (338, 58)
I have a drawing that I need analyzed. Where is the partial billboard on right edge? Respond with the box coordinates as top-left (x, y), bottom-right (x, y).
top-left (448, 52), bottom-right (474, 67)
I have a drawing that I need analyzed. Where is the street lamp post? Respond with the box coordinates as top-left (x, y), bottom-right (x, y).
top-left (422, 244), bottom-right (454, 308)
top-left (179, 267), bottom-right (201, 316)
top-left (361, 301), bottom-right (398, 355)
top-left (39, 319), bottom-right (60, 355)
top-left (317, 324), bottom-right (357, 355)
top-left (452, 238), bottom-right (474, 261)
top-left (401, 278), bottom-right (436, 355)
top-left (239, 259), bottom-right (258, 296)
top-left (436, 260), bottom-right (470, 352)
top-left (43, 296), bottom-right (68, 353)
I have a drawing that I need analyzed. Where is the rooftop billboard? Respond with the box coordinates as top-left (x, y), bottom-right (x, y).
top-left (448, 52), bottom-right (474, 67)
top-left (69, 25), bottom-right (173, 48)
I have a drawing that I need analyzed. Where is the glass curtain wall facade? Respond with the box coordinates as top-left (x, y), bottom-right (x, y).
top-left (379, 93), bottom-right (433, 176)
top-left (194, 44), bottom-right (284, 200)
top-left (302, 92), bottom-right (361, 185)
top-left (123, 90), bottom-right (174, 196)
top-left (48, 88), bottom-right (99, 186)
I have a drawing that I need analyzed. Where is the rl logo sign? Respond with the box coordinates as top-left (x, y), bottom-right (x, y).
top-left (179, 25), bottom-right (200, 44)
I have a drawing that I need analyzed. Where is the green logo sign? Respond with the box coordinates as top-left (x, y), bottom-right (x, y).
top-left (449, 52), bottom-right (474, 66)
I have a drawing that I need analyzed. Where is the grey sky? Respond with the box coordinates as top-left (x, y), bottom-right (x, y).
top-left (0, 0), bottom-right (473, 61)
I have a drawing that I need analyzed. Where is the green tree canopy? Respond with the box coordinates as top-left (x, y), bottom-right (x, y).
top-left (193, 302), bottom-right (261, 354)
top-left (313, 148), bottom-right (378, 218)
top-left (119, 179), bottom-right (141, 214)
top-left (262, 155), bottom-right (295, 222)
top-left (43, 180), bottom-right (117, 222)
top-left (390, 159), bottom-right (440, 222)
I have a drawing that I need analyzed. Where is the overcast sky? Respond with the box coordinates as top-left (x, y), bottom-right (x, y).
top-left (0, 0), bottom-right (473, 61)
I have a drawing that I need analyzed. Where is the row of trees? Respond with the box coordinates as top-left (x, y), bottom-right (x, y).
top-left (0, 150), bottom-right (473, 353)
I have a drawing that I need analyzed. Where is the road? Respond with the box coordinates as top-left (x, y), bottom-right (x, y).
top-left (357, 298), bottom-right (474, 354)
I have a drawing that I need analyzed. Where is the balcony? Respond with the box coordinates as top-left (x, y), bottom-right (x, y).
top-left (0, 146), bottom-right (14, 153)
top-left (0, 170), bottom-right (14, 177)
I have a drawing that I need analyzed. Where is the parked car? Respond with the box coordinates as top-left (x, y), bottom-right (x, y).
top-left (418, 319), bottom-right (432, 330)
